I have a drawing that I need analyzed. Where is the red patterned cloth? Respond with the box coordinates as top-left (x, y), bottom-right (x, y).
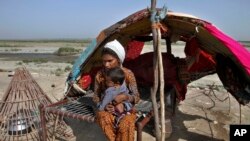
top-left (184, 37), bottom-right (216, 72)
top-left (78, 73), bottom-right (92, 90)
top-left (124, 52), bottom-right (177, 86)
top-left (124, 40), bottom-right (144, 61)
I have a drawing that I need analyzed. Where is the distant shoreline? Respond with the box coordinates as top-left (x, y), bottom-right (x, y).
top-left (0, 39), bottom-right (249, 47)
top-left (0, 38), bottom-right (93, 42)
top-left (0, 39), bottom-right (92, 48)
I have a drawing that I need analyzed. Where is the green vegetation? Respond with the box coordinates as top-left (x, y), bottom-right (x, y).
top-left (16, 62), bottom-right (23, 65)
top-left (49, 67), bottom-right (72, 76)
top-left (0, 43), bottom-right (27, 47)
top-left (22, 58), bottom-right (48, 64)
top-left (56, 47), bottom-right (82, 56)
top-left (54, 68), bottom-right (64, 76)
top-left (239, 41), bottom-right (250, 43)
top-left (10, 48), bottom-right (21, 52)
top-left (239, 41), bottom-right (250, 47)
top-left (64, 65), bottom-right (72, 72)
top-left (66, 61), bottom-right (75, 65)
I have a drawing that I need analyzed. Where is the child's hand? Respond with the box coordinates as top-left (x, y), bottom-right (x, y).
top-left (105, 104), bottom-right (114, 112)
top-left (113, 94), bottom-right (128, 104)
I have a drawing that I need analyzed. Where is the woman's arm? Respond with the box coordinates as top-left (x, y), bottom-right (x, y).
top-left (126, 69), bottom-right (140, 104)
top-left (93, 72), bottom-right (101, 104)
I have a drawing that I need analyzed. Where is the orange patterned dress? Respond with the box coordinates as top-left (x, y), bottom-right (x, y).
top-left (93, 67), bottom-right (140, 141)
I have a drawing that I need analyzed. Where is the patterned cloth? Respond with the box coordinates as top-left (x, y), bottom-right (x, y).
top-left (184, 37), bottom-right (216, 72)
top-left (93, 67), bottom-right (140, 141)
top-left (96, 111), bottom-right (136, 141)
top-left (124, 40), bottom-right (144, 62)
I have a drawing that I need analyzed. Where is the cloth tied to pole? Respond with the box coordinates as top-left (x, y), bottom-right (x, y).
top-left (151, 22), bottom-right (168, 33)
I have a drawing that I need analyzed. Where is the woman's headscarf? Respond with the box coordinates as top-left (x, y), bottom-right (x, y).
top-left (104, 39), bottom-right (125, 63)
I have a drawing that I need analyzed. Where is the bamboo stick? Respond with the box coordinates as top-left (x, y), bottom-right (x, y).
top-left (157, 28), bottom-right (166, 141)
top-left (150, 0), bottom-right (161, 140)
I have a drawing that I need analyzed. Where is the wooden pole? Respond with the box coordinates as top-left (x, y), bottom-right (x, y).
top-left (157, 28), bottom-right (166, 141)
top-left (166, 37), bottom-right (171, 55)
top-left (39, 104), bottom-right (47, 141)
top-left (150, 0), bottom-right (161, 140)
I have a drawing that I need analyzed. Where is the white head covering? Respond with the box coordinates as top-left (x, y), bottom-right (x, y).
top-left (104, 39), bottom-right (125, 63)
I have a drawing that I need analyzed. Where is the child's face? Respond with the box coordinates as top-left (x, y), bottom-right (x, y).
top-left (105, 76), bottom-right (120, 87)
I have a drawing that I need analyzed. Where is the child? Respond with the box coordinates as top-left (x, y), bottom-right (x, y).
top-left (98, 67), bottom-right (132, 127)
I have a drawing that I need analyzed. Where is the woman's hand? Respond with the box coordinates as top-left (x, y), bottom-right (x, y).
top-left (104, 103), bottom-right (115, 113)
top-left (113, 93), bottom-right (129, 105)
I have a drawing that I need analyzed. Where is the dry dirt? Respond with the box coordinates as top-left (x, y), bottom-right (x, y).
top-left (0, 45), bottom-right (250, 141)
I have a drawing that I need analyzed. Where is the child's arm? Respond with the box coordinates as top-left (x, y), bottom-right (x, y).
top-left (98, 90), bottom-right (116, 110)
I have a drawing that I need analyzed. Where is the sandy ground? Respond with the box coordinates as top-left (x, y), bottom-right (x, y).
top-left (0, 45), bottom-right (250, 141)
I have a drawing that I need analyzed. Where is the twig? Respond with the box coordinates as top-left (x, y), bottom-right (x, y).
top-left (228, 92), bottom-right (231, 115)
top-left (201, 108), bottom-right (214, 139)
top-left (208, 83), bottom-right (229, 102)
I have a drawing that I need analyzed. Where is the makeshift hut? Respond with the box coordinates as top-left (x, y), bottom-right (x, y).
top-left (65, 8), bottom-right (250, 105)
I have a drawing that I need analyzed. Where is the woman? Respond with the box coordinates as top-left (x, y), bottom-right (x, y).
top-left (93, 39), bottom-right (140, 141)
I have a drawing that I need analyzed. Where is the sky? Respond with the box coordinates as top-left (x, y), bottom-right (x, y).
top-left (0, 0), bottom-right (249, 41)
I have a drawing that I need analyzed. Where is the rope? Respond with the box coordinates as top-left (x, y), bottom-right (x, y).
top-left (151, 23), bottom-right (168, 32)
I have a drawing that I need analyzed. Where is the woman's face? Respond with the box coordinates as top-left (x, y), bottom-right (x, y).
top-left (102, 54), bottom-right (120, 70)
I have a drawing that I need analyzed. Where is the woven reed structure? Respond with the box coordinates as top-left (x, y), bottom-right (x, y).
top-left (0, 67), bottom-right (73, 141)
